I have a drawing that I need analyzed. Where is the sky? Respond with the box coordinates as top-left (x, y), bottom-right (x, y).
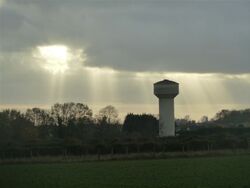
top-left (0, 0), bottom-right (250, 121)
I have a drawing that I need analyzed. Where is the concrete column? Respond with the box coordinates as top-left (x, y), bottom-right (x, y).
top-left (159, 98), bottom-right (175, 137)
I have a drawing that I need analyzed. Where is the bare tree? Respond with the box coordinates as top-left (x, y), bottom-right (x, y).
top-left (51, 103), bottom-right (93, 126)
top-left (200, 116), bottom-right (209, 123)
top-left (26, 108), bottom-right (53, 126)
top-left (97, 105), bottom-right (119, 124)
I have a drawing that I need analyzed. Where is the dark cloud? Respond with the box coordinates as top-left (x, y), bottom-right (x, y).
top-left (1, 0), bottom-right (250, 73)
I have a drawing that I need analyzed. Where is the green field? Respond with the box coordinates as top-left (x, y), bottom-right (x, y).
top-left (0, 156), bottom-right (250, 188)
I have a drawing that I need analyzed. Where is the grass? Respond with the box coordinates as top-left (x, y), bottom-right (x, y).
top-left (0, 155), bottom-right (250, 188)
top-left (1, 150), bottom-right (250, 164)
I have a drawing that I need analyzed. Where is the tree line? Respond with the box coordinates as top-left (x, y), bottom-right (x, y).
top-left (0, 103), bottom-right (250, 158)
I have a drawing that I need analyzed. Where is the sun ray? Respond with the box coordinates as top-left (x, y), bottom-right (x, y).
top-left (32, 44), bottom-right (87, 103)
top-left (84, 67), bottom-right (118, 104)
top-left (132, 71), bottom-right (238, 120)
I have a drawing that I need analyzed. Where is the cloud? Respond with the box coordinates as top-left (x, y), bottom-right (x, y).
top-left (0, 0), bottom-right (250, 120)
top-left (0, 0), bottom-right (249, 73)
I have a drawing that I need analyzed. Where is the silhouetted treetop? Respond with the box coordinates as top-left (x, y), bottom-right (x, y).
top-left (51, 103), bottom-right (93, 126)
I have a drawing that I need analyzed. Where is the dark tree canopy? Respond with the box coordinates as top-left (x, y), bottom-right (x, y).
top-left (123, 113), bottom-right (158, 137)
top-left (0, 106), bottom-right (250, 158)
top-left (213, 109), bottom-right (250, 127)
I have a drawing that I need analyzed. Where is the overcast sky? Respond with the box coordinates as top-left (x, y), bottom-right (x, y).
top-left (0, 0), bottom-right (250, 120)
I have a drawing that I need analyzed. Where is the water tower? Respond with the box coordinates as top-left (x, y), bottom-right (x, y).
top-left (154, 80), bottom-right (179, 137)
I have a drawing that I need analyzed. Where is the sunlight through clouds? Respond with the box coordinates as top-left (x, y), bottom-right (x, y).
top-left (33, 45), bottom-right (86, 74)
top-left (1, 0), bottom-right (250, 123)
top-left (31, 44), bottom-right (87, 103)
top-left (0, 0), bottom-right (5, 7)
top-left (84, 67), bottom-right (118, 103)
top-left (133, 71), bottom-right (248, 120)
top-left (36, 45), bottom-right (69, 74)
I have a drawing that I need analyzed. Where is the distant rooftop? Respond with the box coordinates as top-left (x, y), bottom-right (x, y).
top-left (154, 79), bottom-right (178, 85)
